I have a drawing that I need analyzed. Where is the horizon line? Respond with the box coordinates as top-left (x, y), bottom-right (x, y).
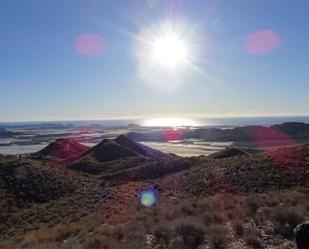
top-left (1, 113), bottom-right (309, 124)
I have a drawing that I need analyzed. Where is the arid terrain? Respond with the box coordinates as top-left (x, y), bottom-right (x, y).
top-left (2, 0), bottom-right (309, 247)
top-left (0, 134), bottom-right (308, 249)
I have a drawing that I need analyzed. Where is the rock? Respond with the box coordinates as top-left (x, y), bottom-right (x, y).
top-left (294, 220), bottom-right (309, 249)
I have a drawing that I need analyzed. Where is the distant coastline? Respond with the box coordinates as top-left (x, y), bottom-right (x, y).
top-left (1, 118), bottom-right (309, 156)
top-left (1, 115), bottom-right (309, 128)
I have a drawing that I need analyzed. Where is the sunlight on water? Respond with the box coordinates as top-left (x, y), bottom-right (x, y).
top-left (142, 117), bottom-right (198, 127)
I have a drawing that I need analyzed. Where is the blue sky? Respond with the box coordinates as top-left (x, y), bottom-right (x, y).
top-left (0, 0), bottom-right (308, 122)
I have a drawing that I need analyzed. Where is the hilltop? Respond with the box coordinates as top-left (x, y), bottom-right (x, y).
top-left (69, 135), bottom-right (175, 175)
top-left (33, 138), bottom-right (88, 160)
top-left (82, 135), bottom-right (172, 162)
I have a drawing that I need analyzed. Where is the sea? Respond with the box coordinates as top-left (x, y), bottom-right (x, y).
top-left (2, 115), bottom-right (309, 127)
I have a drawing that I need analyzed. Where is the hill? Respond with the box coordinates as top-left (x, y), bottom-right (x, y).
top-left (157, 143), bottom-right (309, 199)
top-left (69, 135), bottom-right (176, 176)
top-left (81, 143), bottom-right (308, 194)
top-left (84, 135), bottom-right (172, 162)
top-left (33, 138), bottom-right (88, 160)
top-left (0, 155), bottom-right (106, 247)
top-left (83, 138), bottom-right (140, 162)
top-left (208, 147), bottom-right (248, 159)
top-left (114, 135), bottom-right (168, 159)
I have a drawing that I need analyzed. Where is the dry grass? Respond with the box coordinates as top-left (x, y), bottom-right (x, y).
top-left (244, 228), bottom-right (263, 248)
top-left (271, 207), bottom-right (306, 239)
top-left (16, 189), bottom-right (308, 249)
top-left (206, 225), bottom-right (227, 249)
top-left (232, 220), bottom-right (245, 237)
top-left (174, 221), bottom-right (205, 249)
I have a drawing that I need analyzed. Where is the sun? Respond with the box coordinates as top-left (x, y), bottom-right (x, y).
top-left (133, 19), bottom-right (201, 87)
top-left (151, 33), bottom-right (189, 69)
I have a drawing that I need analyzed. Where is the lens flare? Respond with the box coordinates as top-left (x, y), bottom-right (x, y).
top-left (163, 127), bottom-right (187, 141)
top-left (140, 188), bottom-right (158, 207)
top-left (75, 34), bottom-right (104, 57)
top-left (245, 30), bottom-right (281, 55)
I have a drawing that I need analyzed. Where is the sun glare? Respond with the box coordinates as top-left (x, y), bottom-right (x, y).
top-left (151, 33), bottom-right (188, 69)
top-left (143, 118), bottom-right (197, 127)
top-left (133, 20), bottom-right (200, 87)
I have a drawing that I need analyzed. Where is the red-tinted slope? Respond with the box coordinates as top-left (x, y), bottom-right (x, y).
top-left (37, 138), bottom-right (88, 160)
top-left (265, 143), bottom-right (309, 182)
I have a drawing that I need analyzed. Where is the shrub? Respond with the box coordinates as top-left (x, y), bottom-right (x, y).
top-left (272, 208), bottom-right (288, 225)
top-left (245, 196), bottom-right (260, 215)
top-left (266, 198), bottom-right (280, 207)
top-left (152, 225), bottom-right (173, 248)
top-left (232, 221), bottom-right (244, 237)
top-left (285, 208), bottom-right (305, 229)
top-left (174, 222), bottom-right (205, 249)
top-left (202, 211), bottom-right (225, 226)
top-left (180, 205), bottom-right (196, 216)
top-left (112, 224), bottom-right (125, 241)
top-left (272, 207), bottom-right (305, 239)
top-left (206, 225), bottom-right (227, 249)
top-left (234, 202), bottom-right (247, 219)
top-left (83, 238), bottom-right (105, 249)
top-left (121, 229), bottom-right (146, 249)
top-left (244, 228), bottom-right (263, 249)
top-left (226, 209), bottom-right (237, 219)
top-left (259, 206), bottom-right (273, 217)
top-left (196, 198), bottom-right (212, 211)
top-left (221, 194), bottom-right (237, 210)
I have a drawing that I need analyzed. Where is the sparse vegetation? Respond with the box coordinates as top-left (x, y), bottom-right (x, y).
top-left (244, 228), bottom-right (263, 248)
top-left (15, 188), bottom-right (309, 249)
top-left (232, 220), bottom-right (244, 237)
top-left (272, 207), bottom-right (306, 239)
top-left (206, 225), bottom-right (227, 249)
top-left (0, 140), bottom-right (308, 248)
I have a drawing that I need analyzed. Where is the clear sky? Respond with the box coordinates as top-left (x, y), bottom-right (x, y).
top-left (0, 0), bottom-right (308, 122)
